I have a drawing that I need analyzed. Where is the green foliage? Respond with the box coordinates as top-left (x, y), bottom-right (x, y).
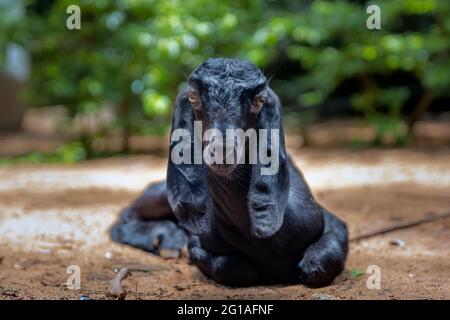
top-left (3, 0), bottom-right (450, 153)
top-left (349, 268), bottom-right (366, 277)
top-left (259, 0), bottom-right (449, 144)
top-left (20, 0), bottom-right (268, 137)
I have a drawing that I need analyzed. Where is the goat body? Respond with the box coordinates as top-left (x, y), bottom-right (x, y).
top-left (111, 58), bottom-right (348, 287)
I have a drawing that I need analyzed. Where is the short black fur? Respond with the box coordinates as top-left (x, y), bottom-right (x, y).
top-left (110, 58), bottom-right (348, 287)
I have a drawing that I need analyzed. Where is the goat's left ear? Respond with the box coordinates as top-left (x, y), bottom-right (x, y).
top-left (248, 88), bottom-right (290, 239)
top-left (249, 84), bottom-right (268, 114)
top-left (166, 90), bottom-right (210, 235)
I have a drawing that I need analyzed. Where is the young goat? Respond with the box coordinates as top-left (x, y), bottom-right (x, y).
top-left (111, 58), bottom-right (348, 287)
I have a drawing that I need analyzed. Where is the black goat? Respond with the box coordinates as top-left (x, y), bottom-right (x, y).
top-left (110, 58), bottom-right (348, 287)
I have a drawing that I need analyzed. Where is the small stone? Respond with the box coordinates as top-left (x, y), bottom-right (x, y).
top-left (2, 288), bottom-right (18, 297)
top-left (38, 249), bottom-right (53, 255)
top-left (80, 295), bottom-right (91, 300)
top-left (389, 239), bottom-right (405, 247)
top-left (311, 293), bottom-right (340, 300)
top-left (104, 251), bottom-right (113, 259)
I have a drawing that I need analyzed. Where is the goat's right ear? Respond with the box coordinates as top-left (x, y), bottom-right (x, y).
top-left (247, 88), bottom-right (289, 239)
top-left (166, 90), bottom-right (210, 235)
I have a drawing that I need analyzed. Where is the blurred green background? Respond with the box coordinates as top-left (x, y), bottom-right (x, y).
top-left (1, 0), bottom-right (449, 162)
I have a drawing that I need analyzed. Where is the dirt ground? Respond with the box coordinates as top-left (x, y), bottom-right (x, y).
top-left (0, 148), bottom-right (449, 300)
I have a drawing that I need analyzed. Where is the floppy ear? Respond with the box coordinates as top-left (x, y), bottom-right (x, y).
top-left (248, 88), bottom-right (289, 239)
top-left (166, 90), bottom-right (210, 235)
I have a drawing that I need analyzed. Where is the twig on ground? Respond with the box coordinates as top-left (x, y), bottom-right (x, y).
top-left (350, 211), bottom-right (450, 242)
top-left (387, 189), bottom-right (450, 200)
top-left (107, 267), bottom-right (129, 299)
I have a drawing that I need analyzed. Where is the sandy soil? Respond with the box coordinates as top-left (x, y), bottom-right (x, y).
top-left (0, 148), bottom-right (449, 300)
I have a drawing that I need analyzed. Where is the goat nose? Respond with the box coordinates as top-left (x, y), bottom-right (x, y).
top-left (206, 135), bottom-right (236, 162)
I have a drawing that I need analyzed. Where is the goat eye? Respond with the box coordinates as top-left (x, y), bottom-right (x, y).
top-left (251, 93), bottom-right (266, 113)
top-left (187, 90), bottom-right (201, 109)
top-left (188, 94), bottom-right (198, 103)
